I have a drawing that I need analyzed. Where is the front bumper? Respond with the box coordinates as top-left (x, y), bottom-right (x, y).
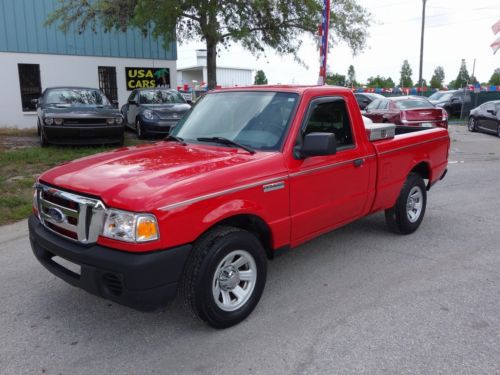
top-left (28, 215), bottom-right (191, 311)
top-left (140, 118), bottom-right (179, 135)
top-left (42, 124), bottom-right (124, 145)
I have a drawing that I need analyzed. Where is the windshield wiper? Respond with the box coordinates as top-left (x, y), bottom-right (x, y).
top-left (164, 135), bottom-right (187, 145)
top-left (196, 137), bottom-right (255, 154)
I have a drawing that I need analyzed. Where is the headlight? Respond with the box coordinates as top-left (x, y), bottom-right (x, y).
top-left (102, 209), bottom-right (159, 243)
top-left (143, 109), bottom-right (157, 120)
top-left (115, 117), bottom-right (123, 125)
top-left (44, 117), bottom-right (54, 125)
top-left (106, 118), bottom-right (115, 125)
top-left (54, 118), bottom-right (64, 125)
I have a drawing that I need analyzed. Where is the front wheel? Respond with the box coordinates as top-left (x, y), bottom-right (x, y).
top-left (468, 117), bottom-right (476, 132)
top-left (181, 227), bottom-right (267, 329)
top-left (385, 172), bottom-right (427, 234)
top-left (39, 127), bottom-right (48, 147)
top-left (136, 119), bottom-right (145, 139)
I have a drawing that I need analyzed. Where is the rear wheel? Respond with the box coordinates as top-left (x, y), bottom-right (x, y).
top-left (467, 117), bottom-right (476, 132)
top-left (181, 226), bottom-right (267, 329)
top-left (385, 172), bottom-right (427, 234)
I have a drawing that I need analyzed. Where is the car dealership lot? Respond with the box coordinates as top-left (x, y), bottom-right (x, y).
top-left (1, 125), bottom-right (499, 374)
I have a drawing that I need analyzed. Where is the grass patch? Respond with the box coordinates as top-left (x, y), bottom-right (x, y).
top-left (0, 137), bottom-right (148, 225)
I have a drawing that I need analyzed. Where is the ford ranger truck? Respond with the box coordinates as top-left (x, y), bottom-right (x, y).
top-left (29, 86), bottom-right (449, 328)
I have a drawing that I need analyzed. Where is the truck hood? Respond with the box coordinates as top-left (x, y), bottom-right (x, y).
top-left (39, 142), bottom-right (284, 212)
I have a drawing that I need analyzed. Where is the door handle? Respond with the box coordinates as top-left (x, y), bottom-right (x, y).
top-left (353, 158), bottom-right (364, 167)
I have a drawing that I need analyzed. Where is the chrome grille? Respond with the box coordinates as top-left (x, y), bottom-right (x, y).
top-left (36, 183), bottom-right (106, 244)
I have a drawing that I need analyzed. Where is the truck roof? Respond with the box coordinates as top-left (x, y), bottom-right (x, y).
top-left (215, 85), bottom-right (354, 95)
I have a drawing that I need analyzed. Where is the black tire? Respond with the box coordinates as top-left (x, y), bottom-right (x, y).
top-left (181, 226), bottom-right (267, 329)
top-left (468, 117), bottom-right (476, 132)
top-left (39, 126), bottom-right (48, 147)
top-left (385, 172), bottom-right (427, 235)
top-left (136, 118), bottom-right (145, 139)
top-left (497, 123), bottom-right (500, 138)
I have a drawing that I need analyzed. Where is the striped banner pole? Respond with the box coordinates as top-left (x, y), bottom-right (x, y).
top-left (318, 0), bottom-right (331, 85)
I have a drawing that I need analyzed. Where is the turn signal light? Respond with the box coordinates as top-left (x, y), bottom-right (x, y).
top-left (136, 216), bottom-right (159, 242)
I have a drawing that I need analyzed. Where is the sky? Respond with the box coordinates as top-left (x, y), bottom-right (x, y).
top-left (177, 0), bottom-right (500, 86)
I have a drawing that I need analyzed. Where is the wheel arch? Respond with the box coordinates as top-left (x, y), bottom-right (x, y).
top-left (199, 214), bottom-right (274, 260)
top-left (409, 161), bottom-right (431, 189)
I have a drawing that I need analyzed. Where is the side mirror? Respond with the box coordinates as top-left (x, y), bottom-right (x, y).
top-left (186, 100), bottom-right (193, 105)
top-left (295, 132), bottom-right (337, 159)
top-left (128, 99), bottom-right (137, 105)
top-left (451, 97), bottom-right (460, 103)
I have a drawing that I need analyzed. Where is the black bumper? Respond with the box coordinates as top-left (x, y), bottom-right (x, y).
top-left (43, 124), bottom-right (124, 145)
top-left (141, 118), bottom-right (179, 135)
top-left (28, 216), bottom-right (191, 311)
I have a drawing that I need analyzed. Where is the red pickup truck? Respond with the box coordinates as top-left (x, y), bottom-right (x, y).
top-left (29, 86), bottom-right (449, 328)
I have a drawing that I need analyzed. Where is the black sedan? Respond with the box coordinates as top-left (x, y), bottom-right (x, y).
top-left (468, 100), bottom-right (500, 137)
top-left (354, 93), bottom-right (385, 110)
top-left (121, 88), bottom-right (191, 139)
top-left (35, 87), bottom-right (124, 146)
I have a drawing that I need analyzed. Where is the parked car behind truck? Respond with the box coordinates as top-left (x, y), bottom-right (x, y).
top-left (468, 100), bottom-right (500, 136)
top-left (363, 96), bottom-right (448, 128)
top-left (121, 88), bottom-right (191, 138)
top-left (35, 87), bottom-right (124, 146)
top-left (29, 85), bottom-right (449, 328)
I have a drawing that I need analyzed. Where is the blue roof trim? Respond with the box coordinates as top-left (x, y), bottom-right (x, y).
top-left (0, 0), bottom-right (176, 60)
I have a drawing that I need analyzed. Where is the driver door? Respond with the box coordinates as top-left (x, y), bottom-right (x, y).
top-left (288, 97), bottom-right (372, 244)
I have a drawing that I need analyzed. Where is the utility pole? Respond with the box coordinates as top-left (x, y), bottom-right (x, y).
top-left (418, 0), bottom-right (427, 94)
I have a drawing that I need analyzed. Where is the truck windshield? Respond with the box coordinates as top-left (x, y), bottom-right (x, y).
top-left (171, 91), bottom-right (299, 151)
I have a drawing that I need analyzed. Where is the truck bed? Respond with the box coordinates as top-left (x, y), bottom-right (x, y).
top-left (368, 127), bottom-right (449, 213)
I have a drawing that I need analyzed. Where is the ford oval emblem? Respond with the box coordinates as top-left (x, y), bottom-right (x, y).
top-left (47, 207), bottom-right (65, 223)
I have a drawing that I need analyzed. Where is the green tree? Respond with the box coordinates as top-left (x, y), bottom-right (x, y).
top-left (366, 75), bottom-right (394, 88)
top-left (454, 59), bottom-right (470, 89)
top-left (347, 65), bottom-right (357, 87)
top-left (488, 68), bottom-right (500, 85)
top-left (326, 73), bottom-right (346, 86)
top-left (254, 70), bottom-right (268, 85)
top-left (430, 66), bottom-right (445, 89)
top-left (47, 0), bottom-right (371, 90)
top-left (400, 60), bottom-right (413, 87)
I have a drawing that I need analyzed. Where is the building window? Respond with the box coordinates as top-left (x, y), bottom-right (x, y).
top-left (98, 66), bottom-right (118, 106)
top-left (18, 64), bottom-right (42, 112)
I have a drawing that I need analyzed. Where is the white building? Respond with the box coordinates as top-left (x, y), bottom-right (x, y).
top-left (0, 0), bottom-right (177, 128)
top-left (178, 50), bottom-right (253, 88)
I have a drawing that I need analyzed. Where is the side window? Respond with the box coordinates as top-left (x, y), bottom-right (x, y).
top-left (303, 99), bottom-right (354, 148)
top-left (18, 64), bottom-right (42, 112)
top-left (379, 100), bottom-right (389, 110)
top-left (366, 99), bottom-right (380, 111)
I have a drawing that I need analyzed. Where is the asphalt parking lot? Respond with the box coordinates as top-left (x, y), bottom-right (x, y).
top-left (1, 125), bottom-right (499, 374)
